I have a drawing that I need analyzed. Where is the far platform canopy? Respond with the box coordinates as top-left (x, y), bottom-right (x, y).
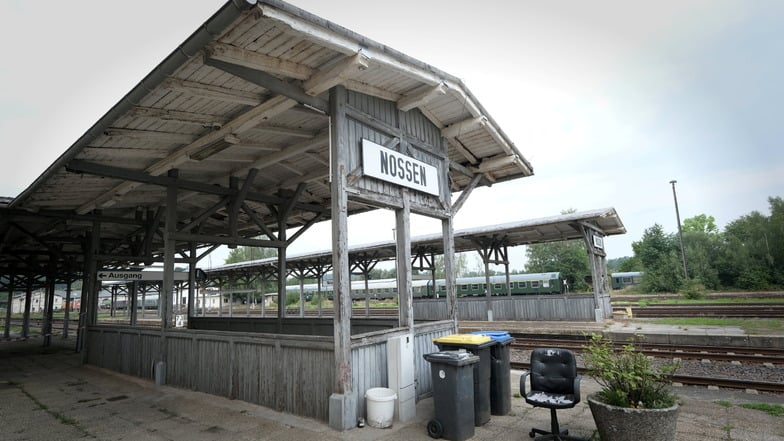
top-left (206, 207), bottom-right (625, 278)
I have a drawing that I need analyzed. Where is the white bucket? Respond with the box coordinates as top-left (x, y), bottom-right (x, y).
top-left (365, 387), bottom-right (397, 428)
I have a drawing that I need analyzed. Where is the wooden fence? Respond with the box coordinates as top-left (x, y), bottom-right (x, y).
top-left (414, 294), bottom-right (608, 321)
top-left (86, 319), bottom-right (454, 423)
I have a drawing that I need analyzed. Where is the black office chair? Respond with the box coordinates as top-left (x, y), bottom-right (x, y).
top-left (520, 348), bottom-right (586, 441)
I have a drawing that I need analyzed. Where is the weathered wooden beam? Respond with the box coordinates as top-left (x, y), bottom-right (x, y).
top-left (170, 232), bottom-right (286, 248)
top-left (75, 95), bottom-right (298, 214)
top-left (206, 43), bottom-right (313, 80)
top-left (442, 116), bottom-right (487, 139)
top-left (127, 106), bottom-right (228, 127)
top-left (161, 77), bottom-right (262, 106)
top-left (398, 83), bottom-right (447, 112)
top-left (204, 57), bottom-right (329, 113)
top-left (102, 128), bottom-right (197, 145)
top-left (304, 52), bottom-right (369, 96)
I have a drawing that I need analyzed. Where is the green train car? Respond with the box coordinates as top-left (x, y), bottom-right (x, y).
top-left (610, 271), bottom-right (643, 290)
top-left (428, 272), bottom-right (565, 297)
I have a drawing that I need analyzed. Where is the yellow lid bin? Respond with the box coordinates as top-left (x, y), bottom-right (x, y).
top-left (433, 333), bottom-right (492, 345)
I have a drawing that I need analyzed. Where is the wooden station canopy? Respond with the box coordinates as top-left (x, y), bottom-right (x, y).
top-left (206, 207), bottom-right (626, 281)
top-left (0, 0), bottom-right (533, 283)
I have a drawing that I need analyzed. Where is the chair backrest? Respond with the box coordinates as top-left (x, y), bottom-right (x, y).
top-left (529, 348), bottom-right (578, 395)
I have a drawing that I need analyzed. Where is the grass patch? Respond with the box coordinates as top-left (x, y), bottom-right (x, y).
top-left (716, 400), bottom-right (732, 408)
top-left (651, 318), bottom-right (784, 334)
top-left (741, 403), bottom-right (784, 416)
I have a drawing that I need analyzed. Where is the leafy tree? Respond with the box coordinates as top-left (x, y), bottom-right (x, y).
top-left (225, 246), bottom-right (277, 264)
top-left (720, 197), bottom-right (784, 289)
top-left (618, 256), bottom-right (642, 273)
top-left (433, 252), bottom-right (470, 278)
top-left (631, 224), bottom-right (683, 293)
top-left (223, 246), bottom-right (278, 302)
top-left (681, 214), bottom-right (721, 289)
top-left (525, 239), bottom-right (590, 292)
top-left (682, 214), bottom-right (718, 234)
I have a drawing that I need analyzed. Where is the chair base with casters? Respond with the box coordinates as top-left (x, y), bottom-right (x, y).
top-left (521, 348), bottom-right (588, 441)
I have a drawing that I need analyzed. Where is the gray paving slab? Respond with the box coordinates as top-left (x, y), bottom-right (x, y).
top-left (2, 336), bottom-right (784, 440)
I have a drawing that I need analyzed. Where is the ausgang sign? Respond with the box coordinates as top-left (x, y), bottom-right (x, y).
top-left (362, 139), bottom-right (439, 196)
top-left (97, 270), bottom-right (190, 281)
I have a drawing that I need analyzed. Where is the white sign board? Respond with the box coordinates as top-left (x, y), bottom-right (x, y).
top-left (362, 139), bottom-right (440, 196)
top-left (97, 270), bottom-right (190, 281)
top-left (592, 235), bottom-right (604, 250)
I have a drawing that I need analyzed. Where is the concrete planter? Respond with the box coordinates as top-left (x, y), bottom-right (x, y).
top-left (588, 393), bottom-right (679, 441)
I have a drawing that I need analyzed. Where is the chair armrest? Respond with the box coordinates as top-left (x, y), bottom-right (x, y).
top-left (520, 370), bottom-right (530, 395)
top-left (573, 375), bottom-right (581, 398)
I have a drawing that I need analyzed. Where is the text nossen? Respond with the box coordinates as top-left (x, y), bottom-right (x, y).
top-left (379, 151), bottom-right (427, 186)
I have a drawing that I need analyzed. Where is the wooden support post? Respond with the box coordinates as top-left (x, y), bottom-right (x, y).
top-left (43, 273), bottom-right (55, 347)
top-left (4, 273), bottom-right (14, 339)
top-left (442, 217), bottom-right (457, 331)
top-left (396, 193), bottom-right (413, 330)
top-left (22, 275), bottom-right (32, 338)
top-left (328, 85), bottom-right (356, 431)
top-left (483, 252), bottom-right (493, 321)
top-left (130, 281), bottom-right (138, 327)
top-left (162, 169), bottom-right (178, 329)
top-left (62, 277), bottom-right (71, 338)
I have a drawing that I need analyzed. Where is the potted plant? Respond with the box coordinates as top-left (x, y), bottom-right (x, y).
top-left (583, 334), bottom-right (681, 441)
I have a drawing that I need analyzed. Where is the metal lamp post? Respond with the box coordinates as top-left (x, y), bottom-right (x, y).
top-left (669, 180), bottom-right (688, 279)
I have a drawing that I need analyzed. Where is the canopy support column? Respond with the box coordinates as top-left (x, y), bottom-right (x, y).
top-left (328, 85), bottom-right (356, 431)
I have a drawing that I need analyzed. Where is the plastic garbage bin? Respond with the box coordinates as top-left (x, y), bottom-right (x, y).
top-left (423, 350), bottom-right (479, 441)
top-left (471, 330), bottom-right (515, 415)
top-left (433, 334), bottom-right (494, 426)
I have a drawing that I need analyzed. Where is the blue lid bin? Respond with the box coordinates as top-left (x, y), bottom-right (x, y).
top-left (470, 331), bottom-right (515, 415)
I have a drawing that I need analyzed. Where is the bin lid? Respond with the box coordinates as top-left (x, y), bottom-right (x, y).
top-left (433, 333), bottom-right (492, 346)
top-left (470, 330), bottom-right (514, 343)
top-left (423, 350), bottom-right (479, 366)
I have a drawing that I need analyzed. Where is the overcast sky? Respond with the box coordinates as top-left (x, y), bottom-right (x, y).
top-left (1, 0), bottom-right (782, 270)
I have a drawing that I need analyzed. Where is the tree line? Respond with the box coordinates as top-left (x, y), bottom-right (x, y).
top-left (613, 196), bottom-right (783, 293)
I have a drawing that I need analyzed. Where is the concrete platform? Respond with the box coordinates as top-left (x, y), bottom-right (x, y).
top-left (2, 336), bottom-right (784, 440)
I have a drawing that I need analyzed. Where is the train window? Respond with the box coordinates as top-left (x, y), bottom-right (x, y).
top-left (622, 277), bottom-right (632, 283)
top-left (439, 285), bottom-right (446, 291)
top-left (471, 284), bottom-right (478, 290)
top-left (494, 283), bottom-right (502, 289)
top-left (531, 281), bottom-right (540, 288)
top-left (393, 288), bottom-right (398, 293)
top-left (517, 282), bottom-right (526, 288)
top-left (460, 284), bottom-right (468, 291)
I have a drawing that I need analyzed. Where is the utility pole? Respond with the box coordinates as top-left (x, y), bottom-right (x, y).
top-left (669, 180), bottom-right (688, 279)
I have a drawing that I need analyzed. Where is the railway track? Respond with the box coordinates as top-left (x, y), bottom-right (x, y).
top-left (509, 360), bottom-right (784, 394)
top-left (511, 335), bottom-right (784, 365)
top-left (628, 304), bottom-right (784, 318)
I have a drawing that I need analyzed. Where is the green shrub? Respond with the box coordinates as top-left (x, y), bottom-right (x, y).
top-left (680, 278), bottom-right (706, 300)
top-left (583, 334), bottom-right (679, 409)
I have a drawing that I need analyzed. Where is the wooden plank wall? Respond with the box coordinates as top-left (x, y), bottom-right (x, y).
top-left (344, 90), bottom-right (448, 214)
top-left (413, 295), bottom-right (598, 321)
top-left (349, 320), bottom-right (454, 420)
top-left (87, 321), bottom-right (454, 423)
top-left (87, 327), bottom-right (335, 421)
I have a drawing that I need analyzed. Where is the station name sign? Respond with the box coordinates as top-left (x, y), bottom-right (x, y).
top-left (362, 139), bottom-right (439, 196)
top-left (97, 270), bottom-right (191, 281)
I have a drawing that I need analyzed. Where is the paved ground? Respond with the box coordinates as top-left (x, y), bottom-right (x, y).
top-left (2, 336), bottom-right (784, 440)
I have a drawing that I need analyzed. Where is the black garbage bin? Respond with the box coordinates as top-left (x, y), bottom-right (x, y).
top-left (433, 334), bottom-right (494, 426)
top-left (423, 350), bottom-right (479, 441)
top-left (471, 331), bottom-right (515, 415)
